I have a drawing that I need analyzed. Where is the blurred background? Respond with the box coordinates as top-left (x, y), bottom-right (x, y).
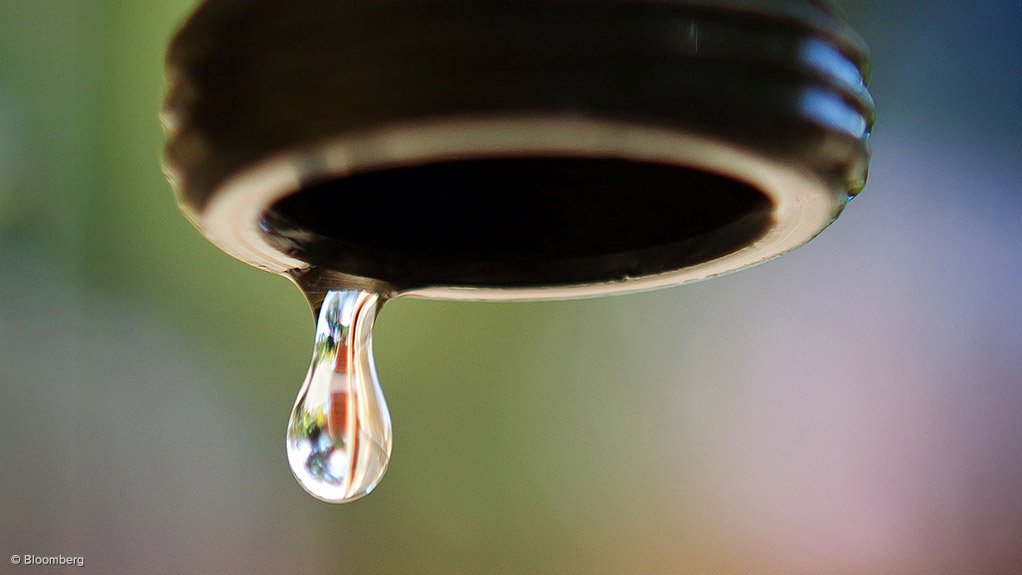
top-left (1, 1), bottom-right (1020, 573)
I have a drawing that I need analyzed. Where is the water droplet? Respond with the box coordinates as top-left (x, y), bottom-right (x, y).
top-left (286, 289), bottom-right (392, 503)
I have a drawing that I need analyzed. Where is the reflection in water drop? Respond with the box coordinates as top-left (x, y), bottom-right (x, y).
top-left (286, 289), bottom-right (392, 503)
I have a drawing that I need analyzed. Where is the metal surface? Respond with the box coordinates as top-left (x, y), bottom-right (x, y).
top-left (163, 0), bottom-right (874, 299)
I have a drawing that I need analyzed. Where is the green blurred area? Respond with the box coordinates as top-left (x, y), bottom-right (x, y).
top-left (0, 0), bottom-right (305, 384)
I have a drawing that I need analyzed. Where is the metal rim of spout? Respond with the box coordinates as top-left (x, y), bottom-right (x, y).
top-left (163, 0), bottom-right (874, 301)
top-left (199, 116), bottom-right (840, 300)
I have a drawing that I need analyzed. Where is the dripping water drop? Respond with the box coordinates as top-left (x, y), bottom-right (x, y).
top-left (286, 289), bottom-right (392, 503)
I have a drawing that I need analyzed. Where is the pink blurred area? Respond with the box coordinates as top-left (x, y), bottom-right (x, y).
top-left (621, 127), bottom-right (1022, 574)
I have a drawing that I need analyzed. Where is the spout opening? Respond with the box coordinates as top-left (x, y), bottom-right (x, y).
top-left (261, 157), bottom-right (773, 288)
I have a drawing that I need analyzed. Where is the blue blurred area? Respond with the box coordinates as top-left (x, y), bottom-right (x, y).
top-left (1, 2), bottom-right (1019, 574)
